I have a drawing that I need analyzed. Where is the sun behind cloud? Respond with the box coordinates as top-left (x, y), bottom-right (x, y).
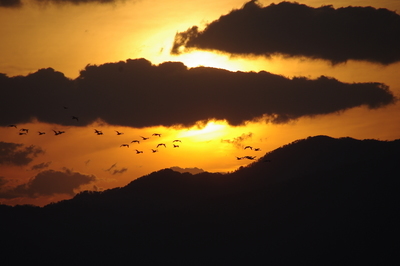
top-left (177, 120), bottom-right (227, 142)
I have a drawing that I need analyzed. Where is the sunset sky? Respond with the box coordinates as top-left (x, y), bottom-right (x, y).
top-left (1, 0), bottom-right (399, 206)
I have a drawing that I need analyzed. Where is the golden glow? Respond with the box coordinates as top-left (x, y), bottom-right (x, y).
top-left (170, 51), bottom-right (246, 72)
top-left (177, 120), bottom-right (228, 142)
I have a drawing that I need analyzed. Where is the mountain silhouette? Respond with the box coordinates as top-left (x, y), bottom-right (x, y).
top-left (1, 135), bottom-right (398, 265)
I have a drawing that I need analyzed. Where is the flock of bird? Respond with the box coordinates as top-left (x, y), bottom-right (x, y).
top-left (7, 122), bottom-right (185, 155)
top-left (6, 109), bottom-right (264, 161)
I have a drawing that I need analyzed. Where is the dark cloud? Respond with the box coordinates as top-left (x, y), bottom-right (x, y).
top-left (0, 142), bottom-right (44, 166)
top-left (31, 161), bottom-right (52, 171)
top-left (35, 0), bottom-right (124, 4)
top-left (0, 168), bottom-right (96, 198)
top-left (171, 1), bottom-right (400, 65)
top-left (169, 166), bottom-right (204, 175)
top-left (0, 0), bottom-right (22, 8)
top-left (105, 163), bottom-right (127, 175)
top-left (221, 132), bottom-right (253, 149)
top-left (111, 168), bottom-right (127, 175)
top-left (0, 176), bottom-right (8, 187)
top-left (0, 59), bottom-right (396, 128)
top-left (0, 0), bottom-right (126, 8)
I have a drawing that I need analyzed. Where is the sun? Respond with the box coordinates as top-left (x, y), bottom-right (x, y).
top-left (177, 120), bottom-right (227, 142)
top-left (170, 50), bottom-right (245, 72)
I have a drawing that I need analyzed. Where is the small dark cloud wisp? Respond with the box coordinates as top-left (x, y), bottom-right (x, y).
top-left (35, 0), bottom-right (123, 5)
top-left (171, 1), bottom-right (400, 65)
top-left (0, 142), bottom-right (44, 166)
top-left (0, 0), bottom-right (22, 8)
top-left (0, 168), bottom-right (96, 198)
top-left (0, 0), bottom-right (125, 8)
top-left (0, 59), bottom-right (396, 128)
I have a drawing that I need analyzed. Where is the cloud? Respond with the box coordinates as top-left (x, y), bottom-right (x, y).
top-left (221, 132), bottom-right (253, 149)
top-left (35, 0), bottom-right (124, 5)
top-left (0, 59), bottom-right (396, 128)
top-left (0, 176), bottom-right (8, 187)
top-left (30, 161), bottom-right (52, 171)
top-left (0, 0), bottom-right (22, 8)
top-left (169, 166), bottom-right (204, 175)
top-left (171, 1), bottom-right (400, 65)
top-left (0, 142), bottom-right (44, 166)
top-left (0, 168), bottom-right (96, 198)
top-left (104, 163), bottom-right (127, 175)
top-left (0, 0), bottom-right (127, 8)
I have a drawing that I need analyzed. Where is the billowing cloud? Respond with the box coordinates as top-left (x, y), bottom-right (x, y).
top-left (0, 59), bottom-right (396, 128)
top-left (171, 1), bottom-right (400, 65)
top-left (0, 0), bottom-right (22, 8)
top-left (0, 168), bottom-right (96, 198)
top-left (0, 142), bottom-right (44, 166)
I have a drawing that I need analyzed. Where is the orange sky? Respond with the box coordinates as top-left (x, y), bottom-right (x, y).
top-left (1, 0), bottom-right (399, 206)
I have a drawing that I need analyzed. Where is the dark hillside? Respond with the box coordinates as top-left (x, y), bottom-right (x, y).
top-left (1, 135), bottom-right (398, 265)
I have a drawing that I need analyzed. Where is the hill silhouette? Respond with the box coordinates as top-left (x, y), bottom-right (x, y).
top-left (1, 135), bottom-right (398, 265)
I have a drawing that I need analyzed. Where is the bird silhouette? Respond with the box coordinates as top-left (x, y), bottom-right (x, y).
top-left (151, 149), bottom-right (158, 153)
top-left (38, 131), bottom-right (46, 135)
top-left (94, 129), bottom-right (103, 135)
top-left (8, 124), bottom-right (17, 128)
top-left (135, 149), bottom-right (143, 154)
top-left (173, 144), bottom-right (179, 148)
top-left (152, 133), bottom-right (161, 137)
top-left (72, 116), bottom-right (79, 121)
top-left (115, 131), bottom-right (124, 135)
top-left (19, 132), bottom-right (27, 135)
top-left (236, 156), bottom-right (244, 160)
top-left (20, 128), bottom-right (29, 133)
top-left (53, 130), bottom-right (65, 135)
top-left (157, 143), bottom-right (166, 148)
top-left (131, 140), bottom-right (140, 144)
top-left (244, 146), bottom-right (253, 150)
top-left (173, 139), bottom-right (182, 142)
top-left (254, 148), bottom-right (261, 151)
top-left (244, 156), bottom-right (256, 160)
top-left (140, 136), bottom-right (150, 140)
top-left (120, 144), bottom-right (129, 148)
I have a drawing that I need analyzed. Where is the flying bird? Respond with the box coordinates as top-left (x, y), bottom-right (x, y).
top-left (135, 150), bottom-right (143, 154)
top-left (94, 129), bottom-right (103, 135)
top-left (38, 131), bottom-right (46, 135)
top-left (244, 146), bottom-right (253, 150)
top-left (120, 144), bottom-right (129, 148)
top-left (152, 133), bottom-right (161, 137)
top-left (151, 149), bottom-right (158, 153)
top-left (8, 124), bottom-right (17, 128)
top-left (254, 148), bottom-right (261, 151)
top-left (53, 130), bottom-right (65, 135)
top-left (140, 136), bottom-right (150, 140)
top-left (131, 140), bottom-right (140, 144)
top-left (173, 140), bottom-right (182, 142)
top-left (236, 156), bottom-right (244, 160)
top-left (244, 156), bottom-right (256, 160)
top-left (20, 128), bottom-right (29, 133)
top-left (173, 144), bottom-right (179, 148)
top-left (72, 116), bottom-right (79, 121)
top-left (115, 131), bottom-right (124, 135)
top-left (19, 132), bottom-right (27, 135)
top-left (157, 143), bottom-right (166, 148)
